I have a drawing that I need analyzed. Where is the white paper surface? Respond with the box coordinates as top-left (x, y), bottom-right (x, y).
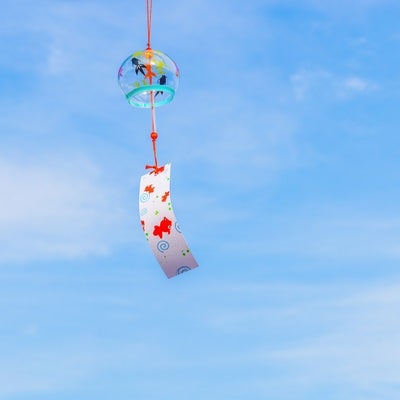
top-left (138, 163), bottom-right (199, 278)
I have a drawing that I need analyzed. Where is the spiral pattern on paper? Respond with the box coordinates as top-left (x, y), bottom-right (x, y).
top-left (140, 192), bottom-right (150, 203)
top-left (177, 266), bottom-right (191, 275)
top-left (175, 221), bottom-right (182, 233)
top-left (157, 240), bottom-right (170, 253)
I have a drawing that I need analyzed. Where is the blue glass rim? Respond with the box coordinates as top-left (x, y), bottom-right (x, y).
top-left (125, 85), bottom-right (175, 108)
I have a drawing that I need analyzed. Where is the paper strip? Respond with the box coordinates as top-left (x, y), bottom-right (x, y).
top-left (138, 163), bottom-right (199, 278)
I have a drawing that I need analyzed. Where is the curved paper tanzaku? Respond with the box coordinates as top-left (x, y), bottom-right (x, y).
top-left (139, 163), bottom-right (199, 278)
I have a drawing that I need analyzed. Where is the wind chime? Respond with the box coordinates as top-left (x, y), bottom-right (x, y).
top-left (117, 0), bottom-right (199, 278)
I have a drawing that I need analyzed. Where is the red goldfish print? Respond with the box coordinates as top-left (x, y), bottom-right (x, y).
top-left (141, 220), bottom-right (145, 231)
top-left (144, 185), bottom-right (155, 194)
top-left (153, 217), bottom-right (172, 239)
top-left (161, 191), bottom-right (170, 202)
top-left (144, 64), bottom-right (157, 80)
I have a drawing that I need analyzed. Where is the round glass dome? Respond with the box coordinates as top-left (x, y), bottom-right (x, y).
top-left (118, 49), bottom-right (179, 108)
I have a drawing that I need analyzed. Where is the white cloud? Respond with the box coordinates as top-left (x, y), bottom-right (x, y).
top-left (218, 208), bottom-right (400, 262)
top-left (265, 284), bottom-right (400, 389)
top-left (308, 0), bottom-right (399, 18)
top-left (290, 69), bottom-right (331, 100)
top-left (290, 69), bottom-right (378, 100)
top-left (196, 281), bottom-right (400, 397)
top-left (343, 76), bottom-right (369, 91)
top-left (0, 154), bottom-right (132, 262)
top-left (338, 77), bottom-right (377, 97)
top-left (0, 340), bottom-right (130, 396)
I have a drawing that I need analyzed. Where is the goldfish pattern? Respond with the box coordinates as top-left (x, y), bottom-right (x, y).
top-left (161, 191), bottom-right (170, 202)
top-left (153, 216), bottom-right (172, 239)
top-left (144, 184), bottom-right (155, 193)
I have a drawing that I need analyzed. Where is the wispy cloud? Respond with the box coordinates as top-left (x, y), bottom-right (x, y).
top-left (192, 280), bottom-right (400, 397)
top-left (343, 76), bottom-right (370, 91)
top-left (309, 0), bottom-right (400, 18)
top-left (264, 284), bottom-right (400, 393)
top-left (0, 339), bottom-right (145, 396)
top-left (337, 76), bottom-right (378, 98)
top-left (0, 153), bottom-right (132, 262)
top-left (218, 207), bottom-right (400, 262)
top-left (290, 69), bottom-right (331, 100)
top-left (291, 69), bottom-right (378, 101)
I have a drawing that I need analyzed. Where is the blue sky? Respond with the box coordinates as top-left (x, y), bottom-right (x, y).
top-left (1, 0), bottom-right (400, 398)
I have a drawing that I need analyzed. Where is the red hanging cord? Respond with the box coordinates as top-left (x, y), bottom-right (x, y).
top-left (144, 0), bottom-right (160, 173)
top-left (145, 98), bottom-right (160, 171)
top-left (146, 0), bottom-right (153, 50)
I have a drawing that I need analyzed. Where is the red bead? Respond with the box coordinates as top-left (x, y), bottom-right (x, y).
top-left (150, 131), bottom-right (158, 140)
